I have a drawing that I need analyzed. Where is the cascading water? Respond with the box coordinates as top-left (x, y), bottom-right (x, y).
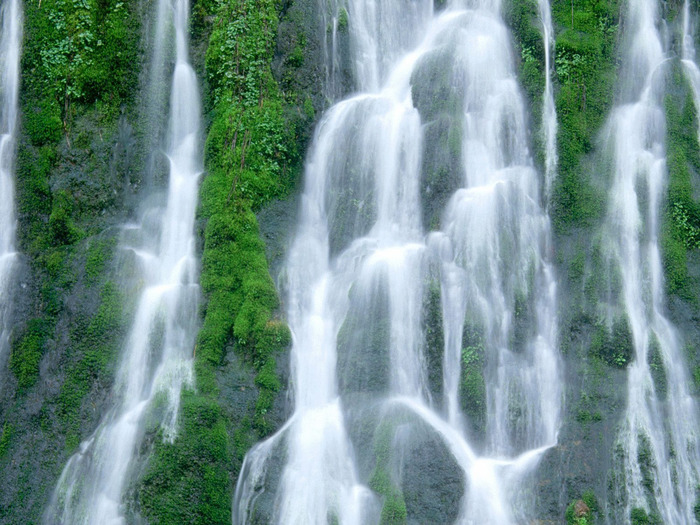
top-left (44, 0), bottom-right (202, 521)
top-left (606, 1), bottom-right (700, 522)
top-left (537, 0), bottom-right (557, 197)
top-left (0, 0), bottom-right (21, 373)
top-left (234, 0), bottom-right (561, 523)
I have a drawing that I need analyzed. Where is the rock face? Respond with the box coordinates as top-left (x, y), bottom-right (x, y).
top-left (1, 0), bottom-right (700, 523)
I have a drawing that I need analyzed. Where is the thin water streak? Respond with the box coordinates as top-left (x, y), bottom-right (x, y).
top-left (0, 0), bottom-right (22, 374)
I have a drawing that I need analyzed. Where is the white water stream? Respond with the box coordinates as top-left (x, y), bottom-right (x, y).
top-left (44, 0), bottom-right (202, 521)
top-left (234, 1), bottom-right (560, 523)
top-left (537, 0), bottom-right (557, 198)
top-left (606, 1), bottom-right (700, 522)
top-left (0, 0), bottom-right (21, 372)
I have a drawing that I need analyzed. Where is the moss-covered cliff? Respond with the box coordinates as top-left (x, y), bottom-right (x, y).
top-left (1, 0), bottom-right (700, 523)
top-left (0, 0), bottom-right (325, 521)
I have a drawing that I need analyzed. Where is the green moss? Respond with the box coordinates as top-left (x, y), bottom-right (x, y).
top-left (15, 145), bottom-right (53, 253)
top-left (57, 281), bottom-right (126, 449)
top-left (288, 35), bottom-right (306, 68)
top-left (338, 7), bottom-right (349, 31)
top-left (582, 490), bottom-right (599, 513)
top-left (22, 0), bottom-right (140, 128)
top-left (136, 0), bottom-right (299, 520)
top-left (550, 0), bottom-right (619, 232)
top-left (48, 190), bottom-right (82, 246)
top-left (589, 316), bottom-right (633, 367)
top-left (369, 423), bottom-right (408, 525)
top-left (0, 423), bottom-right (14, 459)
top-left (9, 318), bottom-right (51, 389)
top-left (137, 392), bottom-right (230, 525)
top-left (504, 0), bottom-right (545, 161)
top-left (460, 323), bottom-right (486, 433)
top-left (637, 433), bottom-right (657, 498)
top-left (16, 0), bottom-right (142, 253)
top-left (23, 97), bottom-right (63, 146)
top-left (568, 245), bottom-right (587, 284)
top-left (575, 408), bottom-right (603, 423)
top-left (647, 334), bottom-right (667, 399)
top-left (84, 237), bottom-right (115, 285)
top-left (630, 507), bottom-right (662, 525)
top-left (662, 70), bottom-right (700, 303)
top-left (423, 281), bottom-right (444, 397)
top-left (303, 96), bottom-right (315, 120)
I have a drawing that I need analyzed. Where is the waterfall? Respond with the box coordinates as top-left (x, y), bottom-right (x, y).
top-left (606, 1), bottom-right (700, 522)
top-left (234, 0), bottom-right (561, 523)
top-left (538, 0), bottom-right (557, 198)
top-left (0, 0), bottom-right (21, 374)
top-left (44, 0), bottom-right (202, 521)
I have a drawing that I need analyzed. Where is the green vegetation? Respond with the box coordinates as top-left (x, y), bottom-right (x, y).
top-left (9, 319), bottom-right (50, 389)
top-left (550, 0), bottom-right (619, 231)
top-left (338, 8), bottom-right (349, 32)
top-left (630, 507), bottom-right (662, 525)
top-left (22, 0), bottom-right (140, 133)
top-left (423, 281), bottom-right (444, 396)
top-left (58, 280), bottom-right (127, 450)
top-left (0, 424), bottom-right (13, 459)
top-left (575, 406), bottom-right (603, 423)
top-left (565, 491), bottom-right (598, 524)
top-left (10, 0), bottom-right (141, 394)
top-left (589, 316), bottom-right (633, 368)
top-left (662, 69), bottom-right (700, 302)
top-left (369, 423), bottom-right (408, 525)
top-left (137, 392), bottom-right (231, 524)
top-left (3, 1), bottom-right (136, 505)
top-left (460, 323), bottom-right (486, 434)
top-left (84, 237), bottom-right (116, 284)
top-left (48, 190), bottom-right (83, 247)
top-left (636, 433), bottom-right (661, 515)
top-left (647, 334), bottom-right (668, 398)
top-left (504, 0), bottom-right (545, 161)
top-left (136, 0), bottom-right (300, 521)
